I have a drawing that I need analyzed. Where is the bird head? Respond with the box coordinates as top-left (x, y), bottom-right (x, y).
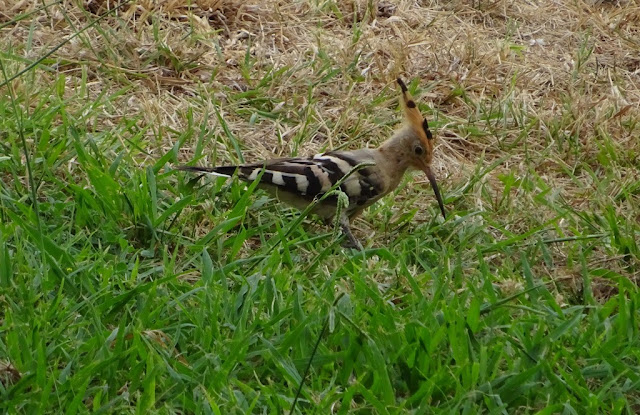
top-left (397, 78), bottom-right (446, 219)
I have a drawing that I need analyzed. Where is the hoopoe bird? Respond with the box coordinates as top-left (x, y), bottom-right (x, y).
top-left (178, 79), bottom-right (446, 249)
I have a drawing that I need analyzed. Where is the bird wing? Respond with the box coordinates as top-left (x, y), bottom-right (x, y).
top-left (233, 151), bottom-right (384, 208)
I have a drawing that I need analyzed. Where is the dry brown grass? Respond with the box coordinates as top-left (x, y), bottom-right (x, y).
top-left (4, 2), bottom-right (637, 158)
top-left (2, 0), bottom-right (639, 280)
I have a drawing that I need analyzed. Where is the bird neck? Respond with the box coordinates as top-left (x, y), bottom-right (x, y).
top-left (377, 130), bottom-right (412, 171)
top-left (375, 130), bottom-right (413, 191)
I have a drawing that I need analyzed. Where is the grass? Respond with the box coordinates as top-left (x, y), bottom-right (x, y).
top-left (1, 0), bottom-right (639, 413)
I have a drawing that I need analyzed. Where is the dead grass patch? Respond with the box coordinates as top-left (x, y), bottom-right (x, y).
top-left (2, 0), bottom-right (638, 290)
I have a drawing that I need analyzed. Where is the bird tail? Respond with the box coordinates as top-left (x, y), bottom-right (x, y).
top-left (175, 165), bottom-right (238, 177)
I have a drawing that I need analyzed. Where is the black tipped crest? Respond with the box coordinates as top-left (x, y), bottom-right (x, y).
top-left (396, 78), bottom-right (408, 92)
top-left (422, 119), bottom-right (433, 140)
top-left (397, 78), bottom-right (418, 107)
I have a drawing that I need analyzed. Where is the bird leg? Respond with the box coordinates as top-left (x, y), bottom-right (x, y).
top-left (338, 214), bottom-right (363, 250)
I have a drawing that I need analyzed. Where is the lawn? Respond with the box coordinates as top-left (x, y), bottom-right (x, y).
top-left (1, 0), bottom-right (639, 413)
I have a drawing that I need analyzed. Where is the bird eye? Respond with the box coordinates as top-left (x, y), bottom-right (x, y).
top-left (414, 145), bottom-right (424, 156)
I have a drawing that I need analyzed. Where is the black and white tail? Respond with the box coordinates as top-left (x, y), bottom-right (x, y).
top-left (175, 165), bottom-right (238, 177)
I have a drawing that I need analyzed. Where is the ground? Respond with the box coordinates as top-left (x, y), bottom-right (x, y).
top-left (1, 0), bottom-right (639, 413)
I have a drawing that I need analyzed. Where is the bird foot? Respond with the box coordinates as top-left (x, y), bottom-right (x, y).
top-left (339, 216), bottom-right (364, 251)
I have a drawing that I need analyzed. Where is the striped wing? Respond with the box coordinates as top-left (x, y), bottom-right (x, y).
top-left (230, 152), bottom-right (384, 210)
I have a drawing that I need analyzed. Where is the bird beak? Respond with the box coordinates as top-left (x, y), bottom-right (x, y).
top-left (423, 166), bottom-right (446, 219)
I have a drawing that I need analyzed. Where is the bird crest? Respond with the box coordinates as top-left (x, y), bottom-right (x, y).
top-left (396, 78), bottom-right (434, 151)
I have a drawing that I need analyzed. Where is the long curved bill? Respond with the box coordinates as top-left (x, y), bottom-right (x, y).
top-left (423, 167), bottom-right (446, 219)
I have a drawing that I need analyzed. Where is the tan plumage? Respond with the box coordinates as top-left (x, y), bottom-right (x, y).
top-left (177, 78), bottom-right (445, 249)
